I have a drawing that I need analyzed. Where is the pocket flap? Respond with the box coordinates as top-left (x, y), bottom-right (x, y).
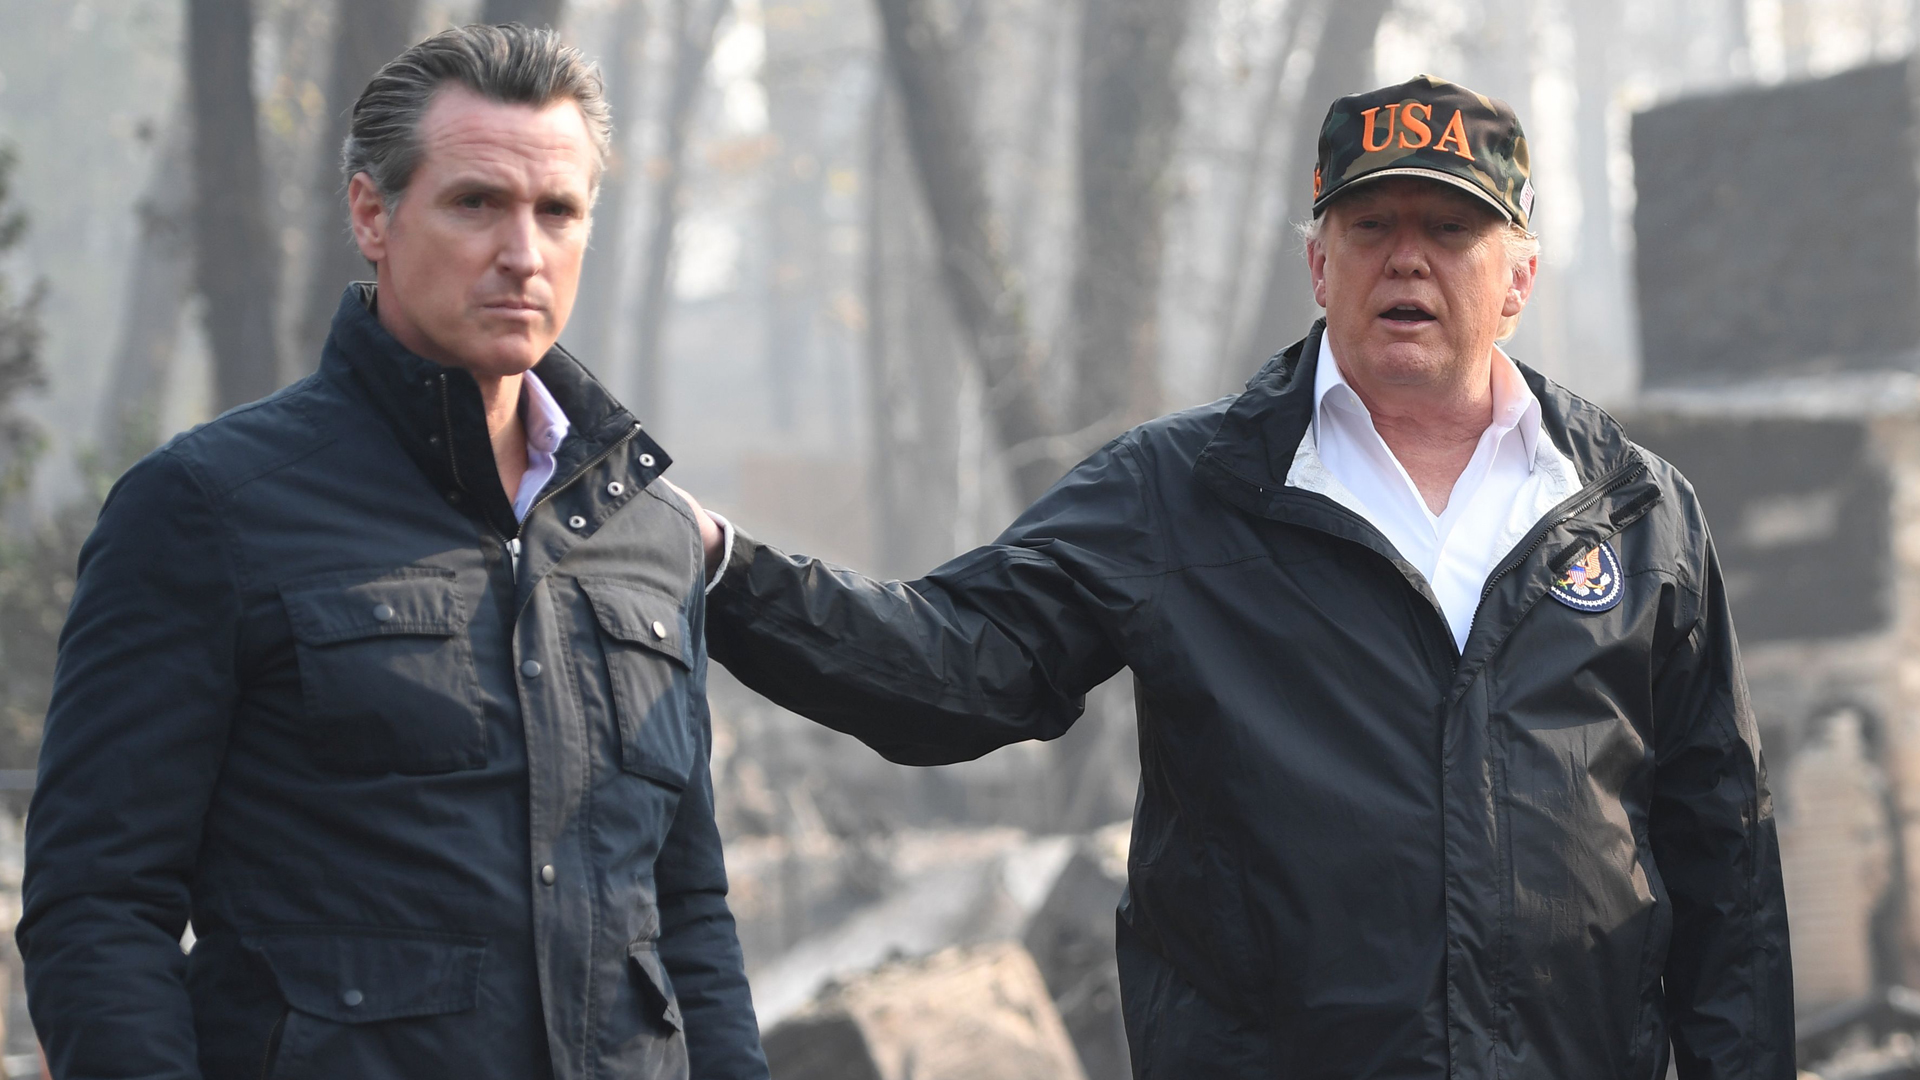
top-left (246, 929), bottom-right (486, 1024)
top-left (579, 579), bottom-right (690, 667)
top-left (628, 940), bottom-right (684, 1031)
top-left (281, 569), bottom-right (470, 645)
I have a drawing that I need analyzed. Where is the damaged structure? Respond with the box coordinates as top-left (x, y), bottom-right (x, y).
top-left (1627, 56), bottom-right (1920, 1074)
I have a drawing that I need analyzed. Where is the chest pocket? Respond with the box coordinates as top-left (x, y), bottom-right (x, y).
top-left (280, 568), bottom-right (484, 775)
top-left (579, 578), bottom-right (698, 790)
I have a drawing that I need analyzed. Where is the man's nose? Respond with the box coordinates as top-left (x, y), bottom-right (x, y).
top-left (496, 207), bottom-right (545, 279)
top-left (1386, 230), bottom-right (1430, 277)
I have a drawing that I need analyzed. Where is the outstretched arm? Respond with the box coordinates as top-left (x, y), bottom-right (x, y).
top-left (698, 439), bottom-right (1159, 765)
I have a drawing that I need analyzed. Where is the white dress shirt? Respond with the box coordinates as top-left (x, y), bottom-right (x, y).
top-left (513, 368), bottom-right (572, 521)
top-left (1286, 334), bottom-right (1577, 651)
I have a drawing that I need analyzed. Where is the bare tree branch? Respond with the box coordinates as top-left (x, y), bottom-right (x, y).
top-left (871, 0), bottom-right (1061, 501)
top-left (628, 0), bottom-right (731, 419)
top-left (1065, 0), bottom-right (1193, 436)
top-left (188, 0), bottom-right (282, 410)
top-left (1212, 0), bottom-right (1318, 394)
top-left (298, 0), bottom-right (423, 365)
top-left (1237, 0), bottom-right (1394, 376)
top-left (102, 109), bottom-right (193, 468)
top-left (569, 0), bottom-right (650, 374)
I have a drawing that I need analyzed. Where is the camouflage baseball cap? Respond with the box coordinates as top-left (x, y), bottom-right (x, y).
top-left (1312, 74), bottom-right (1535, 231)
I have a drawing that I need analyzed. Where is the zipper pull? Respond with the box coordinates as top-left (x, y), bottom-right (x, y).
top-left (505, 536), bottom-right (522, 580)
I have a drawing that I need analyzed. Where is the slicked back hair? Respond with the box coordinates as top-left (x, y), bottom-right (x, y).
top-left (342, 23), bottom-right (613, 206)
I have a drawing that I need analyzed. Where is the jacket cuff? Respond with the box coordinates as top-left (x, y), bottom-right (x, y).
top-left (703, 512), bottom-right (736, 596)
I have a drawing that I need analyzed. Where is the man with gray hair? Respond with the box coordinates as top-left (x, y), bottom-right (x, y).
top-left (691, 75), bottom-right (1795, 1076)
top-left (20, 24), bottom-right (767, 1080)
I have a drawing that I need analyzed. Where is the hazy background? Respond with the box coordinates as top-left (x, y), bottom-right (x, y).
top-left (0, 0), bottom-right (1914, 1074)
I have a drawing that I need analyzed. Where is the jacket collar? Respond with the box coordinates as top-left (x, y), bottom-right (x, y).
top-left (1196, 320), bottom-right (1662, 677)
top-left (1195, 318), bottom-right (1647, 515)
top-left (318, 283), bottom-right (670, 539)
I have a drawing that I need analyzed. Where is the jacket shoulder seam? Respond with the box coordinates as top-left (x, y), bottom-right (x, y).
top-left (153, 445), bottom-right (251, 641)
top-left (168, 383), bottom-right (339, 499)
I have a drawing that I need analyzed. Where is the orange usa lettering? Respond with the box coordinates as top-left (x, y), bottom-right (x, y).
top-left (1360, 104), bottom-right (1401, 152)
top-left (1358, 103), bottom-right (1475, 162)
top-left (1397, 102), bottom-right (1433, 149)
top-left (1433, 109), bottom-right (1473, 159)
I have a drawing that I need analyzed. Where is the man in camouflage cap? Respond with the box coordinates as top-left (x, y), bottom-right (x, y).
top-left (687, 75), bottom-right (1795, 1077)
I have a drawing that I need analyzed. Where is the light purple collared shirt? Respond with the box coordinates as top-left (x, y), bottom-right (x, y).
top-left (513, 369), bottom-right (571, 522)
top-left (514, 369), bottom-right (733, 593)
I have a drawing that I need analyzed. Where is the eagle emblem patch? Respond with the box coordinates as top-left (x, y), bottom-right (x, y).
top-left (1549, 542), bottom-right (1623, 612)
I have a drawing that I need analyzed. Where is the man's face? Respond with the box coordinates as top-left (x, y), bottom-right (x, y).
top-left (349, 85), bottom-right (596, 379)
top-left (1308, 178), bottom-right (1534, 393)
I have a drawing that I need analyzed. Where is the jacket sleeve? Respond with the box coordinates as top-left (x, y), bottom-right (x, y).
top-left (656, 655), bottom-right (768, 1079)
top-left (705, 438), bottom-right (1155, 765)
top-left (1649, 534), bottom-right (1794, 1080)
top-left (19, 451), bottom-right (242, 1080)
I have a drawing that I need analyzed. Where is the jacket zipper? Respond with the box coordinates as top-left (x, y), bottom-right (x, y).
top-left (496, 423), bottom-right (645, 581)
top-left (435, 373), bottom-right (645, 580)
top-left (515, 422), bottom-right (644, 535)
top-left (1475, 458), bottom-right (1649, 612)
top-left (435, 373), bottom-right (465, 494)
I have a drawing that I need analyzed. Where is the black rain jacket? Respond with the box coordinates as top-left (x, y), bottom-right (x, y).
top-left (19, 286), bottom-right (768, 1080)
top-left (707, 322), bottom-right (1794, 1079)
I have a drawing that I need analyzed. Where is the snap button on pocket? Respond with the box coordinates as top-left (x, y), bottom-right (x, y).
top-left (578, 578), bottom-right (696, 790)
top-left (521, 660), bottom-right (542, 679)
top-left (279, 569), bottom-right (484, 777)
top-left (244, 928), bottom-right (488, 1025)
top-left (541, 864), bottom-right (556, 885)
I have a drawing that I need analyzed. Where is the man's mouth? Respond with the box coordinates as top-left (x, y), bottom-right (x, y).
top-left (1379, 303), bottom-right (1437, 323)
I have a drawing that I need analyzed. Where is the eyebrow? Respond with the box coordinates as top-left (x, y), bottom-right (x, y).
top-left (440, 178), bottom-right (587, 212)
top-left (440, 178), bottom-right (514, 201)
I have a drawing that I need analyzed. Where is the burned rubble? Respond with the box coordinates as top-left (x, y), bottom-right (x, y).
top-left (707, 669), bottom-right (1137, 1079)
top-left (1628, 57), bottom-right (1920, 1079)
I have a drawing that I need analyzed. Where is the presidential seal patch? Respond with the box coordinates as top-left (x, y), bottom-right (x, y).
top-left (1549, 541), bottom-right (1623, 612)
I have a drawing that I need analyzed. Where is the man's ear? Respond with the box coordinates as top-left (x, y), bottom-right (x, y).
top-left (1503, 252), bottom-right (1537, 318)
top-left (1308, 236), bottom-right (1329, 309)
top-left (347, 173), bottom-right (390, 264)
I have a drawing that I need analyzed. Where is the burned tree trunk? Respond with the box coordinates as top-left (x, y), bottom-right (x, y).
top-left (1065, 0), bottom-right (1192, 438)
top-left (1237, 0), bottom-right (1393, 371)
top-left (298, 0), bottom-right (423, 363)
top-left (188, 0), bottom-right (283, 410)
top-left (864, 77), bottom-right (962, 579)
top-left (480, 0), bottom-right (566, 29)
top-left (568, 0), bottom-right (648, 379)
top-left (1211, 0), bottom-right (1317, 394)
top-left (871, 0), bottom-right (1061, 502)
top-left (760, 0), bottom-right (828, 433)
top-left (1568, 0), bottom-right (1630, 376)
top-left (102, 110), bottom-right (194, 468)
top-left (627, 0), bottom-right (730, 420)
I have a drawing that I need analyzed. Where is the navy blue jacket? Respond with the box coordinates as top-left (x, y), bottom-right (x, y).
top-left (20, 286), bottom-right (768, 1080)
top-left (707, 321), bottom-right (1794, 1079)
